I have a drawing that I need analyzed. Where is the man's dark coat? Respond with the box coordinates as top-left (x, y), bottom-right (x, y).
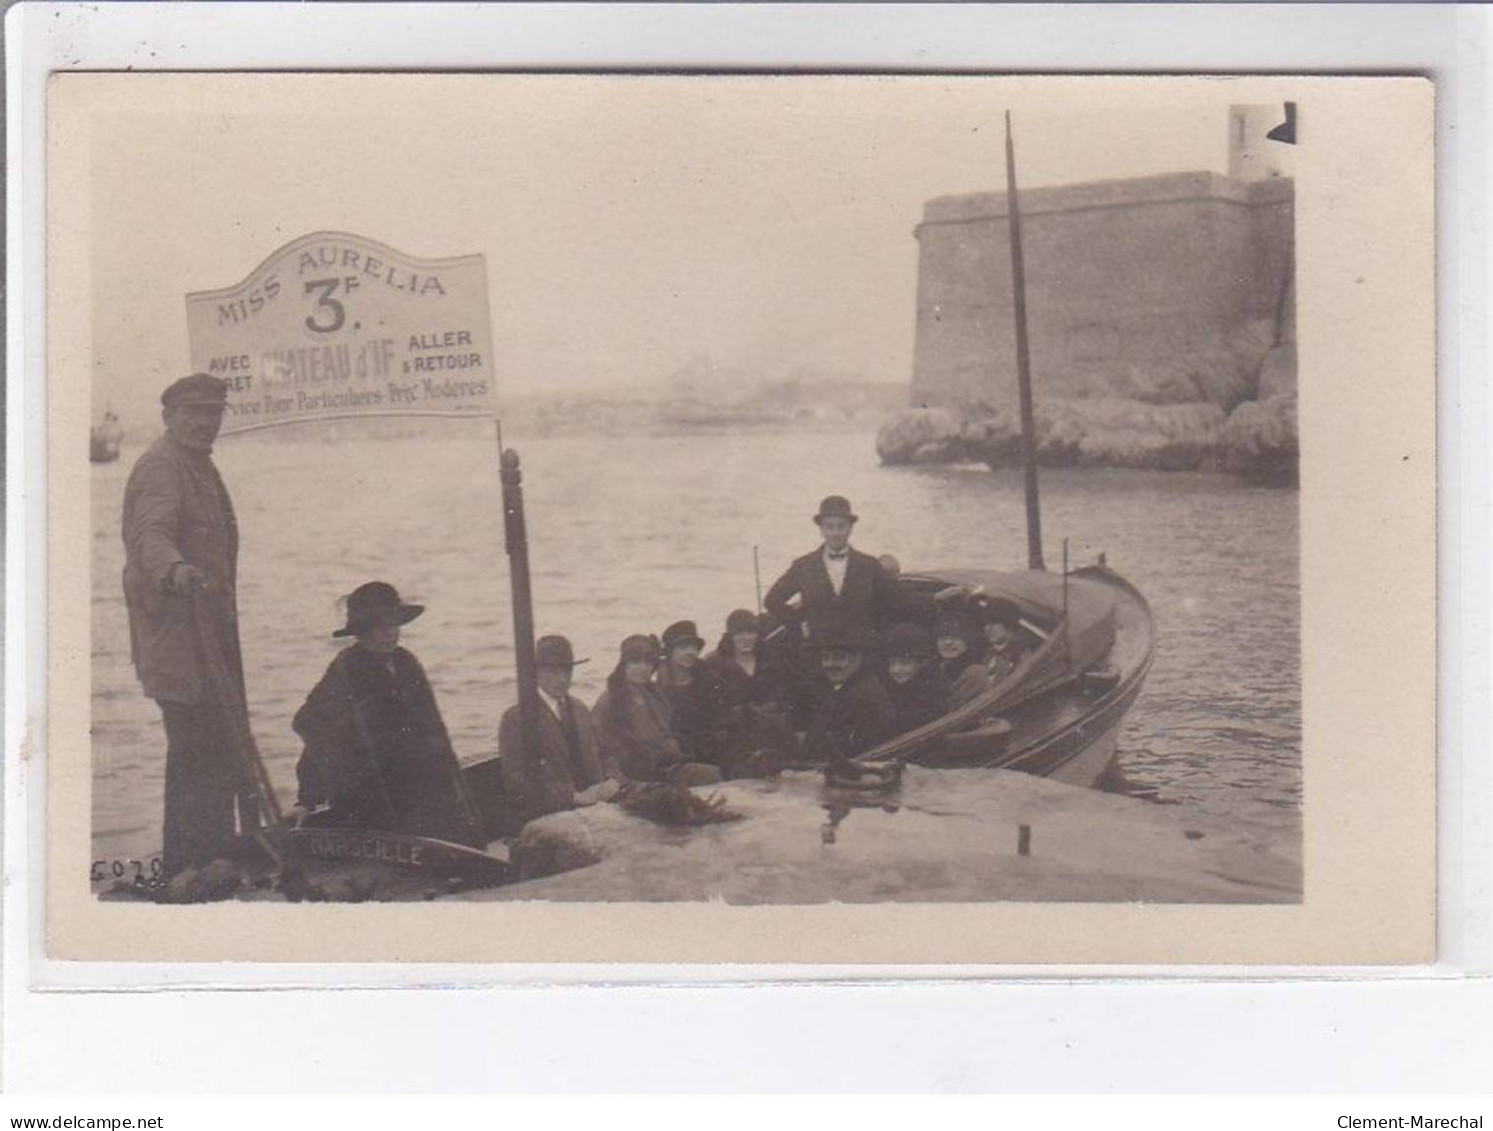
top-left (803, 664), bottom-right (899, 764)
top-left (764, 547), bottom-right (916, 638)
top-left (497, 693), bottom-right (608, 821)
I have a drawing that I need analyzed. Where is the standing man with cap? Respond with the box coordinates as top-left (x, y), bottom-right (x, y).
top-left (498, 635), bottom-right (620, 821)
top-left (764, 495), bottom-right (916, 643)
top-left (122, 373), bottom-right (247, 878)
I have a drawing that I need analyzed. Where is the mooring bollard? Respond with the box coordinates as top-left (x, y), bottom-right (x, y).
top-left (1017, 824), bottom-right (1032, 856)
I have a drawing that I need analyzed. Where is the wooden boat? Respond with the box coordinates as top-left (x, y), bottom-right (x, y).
top-left (861, 562), bottom-right (1155, 787)
top-left (98, 115), bottom-right (1153, 903)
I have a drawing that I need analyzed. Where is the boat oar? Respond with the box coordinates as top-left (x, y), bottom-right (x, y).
top-left (188, 589), bottom-right (285, 844)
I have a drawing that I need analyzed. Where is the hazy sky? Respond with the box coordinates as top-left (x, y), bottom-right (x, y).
top-left (77, 74), bottom-right (1231, 429)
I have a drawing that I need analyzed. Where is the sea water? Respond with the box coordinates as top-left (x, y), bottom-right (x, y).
top-left (89, 427), bottom-right (1301, 863)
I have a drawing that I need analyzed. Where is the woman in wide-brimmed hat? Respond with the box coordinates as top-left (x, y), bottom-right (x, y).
top-left (288, 581), bottom-right (483, 846)
top-left (594, 634), bottom-right (722, 788)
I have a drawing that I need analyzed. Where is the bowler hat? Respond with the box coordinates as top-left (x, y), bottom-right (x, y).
top-left (161, 373), bottom-right (230, 408)
top-left (661, 620), bottom-right (706, 653)
top-left (885, 621), bottom-right (935, 660)
top-left (535, 635), bottom-right (588, 668)
top-left (619, 634), bottom-right (661, 664)
top-left (333, 581), bottom-right (424, 638)
top-left (805, 615), bottom-right (875, 653)
top-left (813, 495), bottom-right (858, 525)
top-left (725, 608), bottom-right (760, 635)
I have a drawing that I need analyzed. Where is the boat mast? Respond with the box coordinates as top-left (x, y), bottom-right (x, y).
top-left (498, 430), bottom-right (543, 776)
top-left (1004, 111), bottom-right (1046, 571)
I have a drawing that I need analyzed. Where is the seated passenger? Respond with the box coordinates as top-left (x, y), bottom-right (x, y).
top-left (654, 619), bottom-right (727, 769)
top-left (497, 634), bottom-right (621, 822)
top-left (883, 621), bottom-right (951, 732)
top-left (977, 596), bottom-right (1031, 683)
top-left (595, 634), bottom-right (723, 788)
top-left (290, 581), bottom-right (483, 846)
top-left (707, 609), bottom-right (796, 777)
top-left (935, 613), bottom-right (995, 708)
top-left (802, 616), bottom-right (898, 767)
top-left (709, 609), bottom-right (785, 708)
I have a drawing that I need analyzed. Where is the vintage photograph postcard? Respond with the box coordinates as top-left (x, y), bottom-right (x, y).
top-left (43, 73), bottom-right (1434, 964)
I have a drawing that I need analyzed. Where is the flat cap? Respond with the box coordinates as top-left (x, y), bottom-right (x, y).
top-left (161, 373), bottom-right (230, 408)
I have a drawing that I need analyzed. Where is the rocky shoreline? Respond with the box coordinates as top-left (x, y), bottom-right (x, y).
top-left (878, 330), bottom-right (1298, 484)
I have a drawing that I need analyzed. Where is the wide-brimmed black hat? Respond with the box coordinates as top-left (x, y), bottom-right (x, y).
top-left (805, 615), bottom-right (875, 653)
top-left (333, 581), bottom-right (424, 638)
top-left (661, 620), bottom-right (706, 653)
top-left (813, 495), bottom-right (858, 525)
top-left (536, 635), bottom-right (589, 667)
top-left (161, 373), bottom-right (230, 408)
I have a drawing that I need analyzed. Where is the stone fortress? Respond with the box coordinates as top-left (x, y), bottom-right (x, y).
top-left (877, 105), bottom-right (1299, 482)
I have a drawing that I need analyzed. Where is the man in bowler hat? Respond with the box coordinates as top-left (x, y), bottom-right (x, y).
top-left (801, 614), bottom-right (898, 766)
top-left (498, 635), bottom-right (621, 820)
top-left (764, 495), bottom-right (917, 643)
top-left (121, 373), bottom-right (248, 877)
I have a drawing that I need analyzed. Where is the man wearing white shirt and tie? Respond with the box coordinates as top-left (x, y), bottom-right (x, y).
top-left (764, 495), bottom-right (920, 647)
top-left (498, 634), bottom-right (621, 821)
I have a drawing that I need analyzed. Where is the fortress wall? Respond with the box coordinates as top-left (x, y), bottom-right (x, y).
top-left (910, 172), bottom-right (1295, 408)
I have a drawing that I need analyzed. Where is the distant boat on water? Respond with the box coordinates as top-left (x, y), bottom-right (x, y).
top-left (90, 410), bottom-right (124, 463)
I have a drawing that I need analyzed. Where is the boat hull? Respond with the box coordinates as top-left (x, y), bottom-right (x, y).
top-left (884, 563), bottom-right (1155, 789)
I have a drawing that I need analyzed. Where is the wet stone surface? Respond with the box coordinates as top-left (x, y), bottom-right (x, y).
top-left (465, 768), bottom-right (1301, 905)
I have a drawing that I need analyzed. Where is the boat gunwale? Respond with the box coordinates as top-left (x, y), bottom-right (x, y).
top-left (858, 563), bottom-right (1155, 769)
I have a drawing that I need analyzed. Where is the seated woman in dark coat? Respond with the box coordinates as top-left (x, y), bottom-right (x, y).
top-left (883, 621), bottom-right (952, 732)
top-left (653, 619), bottom-right (729, 769)
top-left (288, 581), bottom-right (483, 847)
top-left (934, 612), bottom-right (995, 709)
top-left (706, 609), bottom-right (796, 777)
top-left (594, 634), bottom-right (723, 788)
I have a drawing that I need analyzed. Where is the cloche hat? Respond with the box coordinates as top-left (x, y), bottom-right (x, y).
top-left (661, 620), bottom-right (706, 653)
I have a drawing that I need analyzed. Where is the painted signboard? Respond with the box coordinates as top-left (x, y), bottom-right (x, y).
top-left (186, 231), bottom-right (495, 435)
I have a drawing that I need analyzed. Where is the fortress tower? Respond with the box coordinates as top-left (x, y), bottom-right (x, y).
top-left (908, 109), bottom-right (1295, 412)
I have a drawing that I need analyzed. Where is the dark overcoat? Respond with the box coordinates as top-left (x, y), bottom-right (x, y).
top-left (803, 665), bottom-right (899, 764)
top-left (654, 663), bottom-right (727, 766)
top-left (764, 546), bottom-right (909, 637)
top-left (593, 683), bottom-right (684, 782)
top-left (887, 666), bottom-right (952, 733)
top-left (497, 694), bottom-right (607, 820)
top-left (293, 645), bottom-right (483, 847)
top-left (121, 434), bottom-right (242, 703)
